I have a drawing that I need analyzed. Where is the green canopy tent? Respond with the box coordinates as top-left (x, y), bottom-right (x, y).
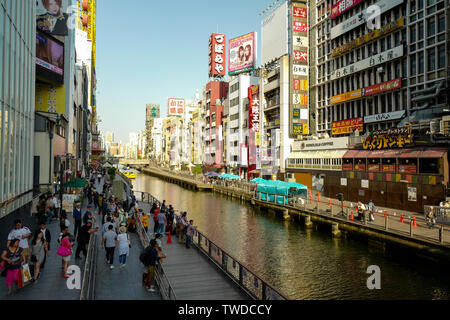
top-left (62, 178), bottom-right (87, 188)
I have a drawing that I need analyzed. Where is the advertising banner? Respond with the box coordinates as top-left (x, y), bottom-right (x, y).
top-left (36, 0), bottom-right (70, 36)
top-left (331, 0), bottom-right (364, 19)
top-left (364, 78), bottom-right (402, 96)
top-left (209, 33), bottom-right (226, 77)
top-left (36, 31), bottom-right (64, 76)
top-left (229, 32), bottom-right (256, 75)
top-left (35, 83), bottom-right (66, 114)
top-left (261, 1), bottom-right (288, 66)
top-left (168, 98), bottom-right (185, 117)
top-left (330, 45), bottom-right (403, 80)
top-left (248, 86), bottom-right (261, 168)
top-left (293, 6), bottom-right (307, 18)
top-left (332, 118), bottom-right (363, 135)
top-left (293, 64), bottom-right (308, 76)
top-left (330, 0), bottom-right (404, 39)
top-left (332, 17), bottom-right (404, 57)
top-left (292, 123), bottom-right (308, 135)
top-left (293, 79), bottom-right (308, 91)
top-left (290, 2), bottom-right (309, 137)
top-left (293, 50), bottom-right (308, 62)
top-left (293, 35), bottom-right (308, 47)
top-left (364, 110), bottom-right (405, 124)
top-left (293, 21), bottom-right (308, 33)
top-left (330, 89), bottom-right (363, 104)
top-left (146, 104), bottom-right (161, 119)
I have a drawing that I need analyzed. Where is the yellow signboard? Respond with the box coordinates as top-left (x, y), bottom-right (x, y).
top-left (332, 17), bottom-right (404, 57)
top-left (35, 83), bottom-right (66, 114)
top-left (330, 89), bottom-right (363, 104)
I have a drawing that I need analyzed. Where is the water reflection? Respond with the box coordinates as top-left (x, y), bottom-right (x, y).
top-left (133, 173), bottom-right (450, 300)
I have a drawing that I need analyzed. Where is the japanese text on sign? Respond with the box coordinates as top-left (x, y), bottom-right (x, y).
top-left (209, 33), bottom-right (226, 77)
top-left (363, 135), bottom-right (413, 150)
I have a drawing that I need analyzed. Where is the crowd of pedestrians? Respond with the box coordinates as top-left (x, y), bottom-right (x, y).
top-left (0, 163), bottom-right (202, 297)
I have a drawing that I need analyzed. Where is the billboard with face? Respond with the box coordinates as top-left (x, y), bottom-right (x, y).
top-left (228, 32), bottom-right (256, 75)
top-left (36, 0), bottom-right (70, 36)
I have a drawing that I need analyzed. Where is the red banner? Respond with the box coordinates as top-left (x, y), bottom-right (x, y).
top-left (293, 21), bottom-right (307, 33)
top-left (293, 50), bottom-right (308, 62)
top-left (364, 78), bottom-right (402, 96)
top-left (209, 33), bottom-right (226, 77)
top-left (330, 0), bottom-right (364, 19)
top-left (293, 7), bottom-right (307, 18)
top-left (332, 118), bottom-right (363, 135)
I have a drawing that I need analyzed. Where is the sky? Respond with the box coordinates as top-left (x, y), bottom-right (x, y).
top-left (96, 0), bottom-right (278, 143)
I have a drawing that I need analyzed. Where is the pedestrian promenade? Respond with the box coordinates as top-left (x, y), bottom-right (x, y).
top-left (0, 199), bottom-right (88, 300)
top-left (138, 201), bottom-right (249, 300)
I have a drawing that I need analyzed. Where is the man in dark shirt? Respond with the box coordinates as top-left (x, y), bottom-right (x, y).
top-left (83, 205), bottom-right (95, 224)
top-left (75, 220), bottom-right (98, 259)
top-left (142, 239), bottom-right (165, 292)
top-left (73, 203), bottom-right (82, 239)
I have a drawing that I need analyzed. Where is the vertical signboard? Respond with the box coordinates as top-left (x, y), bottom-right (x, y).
top-left (209, 33), bottom-right (226, 77)
top-left (290, 1), bottom-right (309, 137)
top-left (248, 85), bottom-right (261, 170)
top-left (167, 99), bottom-right (185, 117)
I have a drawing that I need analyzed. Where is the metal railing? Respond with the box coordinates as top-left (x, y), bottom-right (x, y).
top-left (134, 190), bottom-right (290, 300)
top-left (254, 190), bottom-right (450, 245)
top-left (80, 232), bottom-right (98, 300)
top-left (134, 207), bottom-right (177, 300)
top-left (192, 229), bottom-right (289, 300)
top-left (424, 205), bottom-right (450, 225)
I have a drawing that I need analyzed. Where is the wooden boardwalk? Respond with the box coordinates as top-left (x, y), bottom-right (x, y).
top-left (138, 201), bottom-right (249, 300)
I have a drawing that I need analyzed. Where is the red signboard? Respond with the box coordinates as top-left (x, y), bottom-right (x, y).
top-left (209, 33), bottom-right (226, 77)
top-left (332, 118), bottom-right (364, 135)
top-left (364, 78), bottom-right (402, 96)
top-left (293, 7), bottom-right (307, 18)
top-left (367, 164), bottom-right (380, 172)
top-left (330, 0), bottom-right (364, 19)
top-left (293, 50), bottom-right (308, 62)
top-left (248, 86), bottom-right (260, 132)
top-left (354, 164), bottom-right (366, 171)
top-left (168, 98), bottom-right (185, 117)
top-left (293, 21), bottom-right (307, 33)
top-left (382, 164), bottom-right (396, 172)
top-left (342, 164), bottom-right (353, 171)
top-left (398, 165), bottom-right (417, 174)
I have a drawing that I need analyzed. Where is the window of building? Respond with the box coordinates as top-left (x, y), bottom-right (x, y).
top-left (428, 47), bottom-right (436, 71)
top-left (410, 0), bottom-right (416, 13)
top-left (438, 14), bottom-right (445, 33)
top-left (437, 44), bottom-right (445, 69)
top-left (418, 51), bottom-right (424, 73)
top-left (428, 17), bottom-right (436, 37)
top-left (419, 158), bottom-right (440, 174)
top-left (418, 22), bottom-right (424, 40)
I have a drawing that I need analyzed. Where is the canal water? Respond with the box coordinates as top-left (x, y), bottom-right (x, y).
top-left (133, 173), bottom-right (450, 300)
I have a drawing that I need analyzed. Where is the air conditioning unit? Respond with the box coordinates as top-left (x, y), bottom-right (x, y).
top-left (377, 67), bottom-right (384, 73)
top-left (440, 116), bottom-right (450, 135)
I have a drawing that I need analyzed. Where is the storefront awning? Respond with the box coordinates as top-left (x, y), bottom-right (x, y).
top-left (398, 147), bottom-right (424, 158)
top-left (420, 147), bottom-right (447, 158)
top-left (343, 150), bottom-right (359, 158)
top-left (330, 149), bottom-right (348, 158)
top-left (367, 150), bottom-right (387, 158)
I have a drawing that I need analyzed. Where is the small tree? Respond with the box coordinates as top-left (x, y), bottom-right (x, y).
top-left (108, 167), bottom-right (116, 181)
top-left (193, 165), bottom-right (202, 176)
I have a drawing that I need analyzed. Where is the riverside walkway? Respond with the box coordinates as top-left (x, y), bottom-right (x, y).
top-left (138, 201), bottom-right (248, 300)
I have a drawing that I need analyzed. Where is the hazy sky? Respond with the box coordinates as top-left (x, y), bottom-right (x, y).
top-left (96, 0), bottom-right (276, 143)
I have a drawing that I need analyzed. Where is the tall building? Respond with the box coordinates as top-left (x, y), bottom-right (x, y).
top-left (227, 74), bottom-right (260, 177)
top-left (0, 0), bottom-right (36, 232)
top-left (285, 0), bottom-right (450, 212)
top-left (204, 81), bottom-right (229, 168)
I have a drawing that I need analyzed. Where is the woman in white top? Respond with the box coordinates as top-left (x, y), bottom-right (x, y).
top-left (117, 226), bottom-right (130, 268)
